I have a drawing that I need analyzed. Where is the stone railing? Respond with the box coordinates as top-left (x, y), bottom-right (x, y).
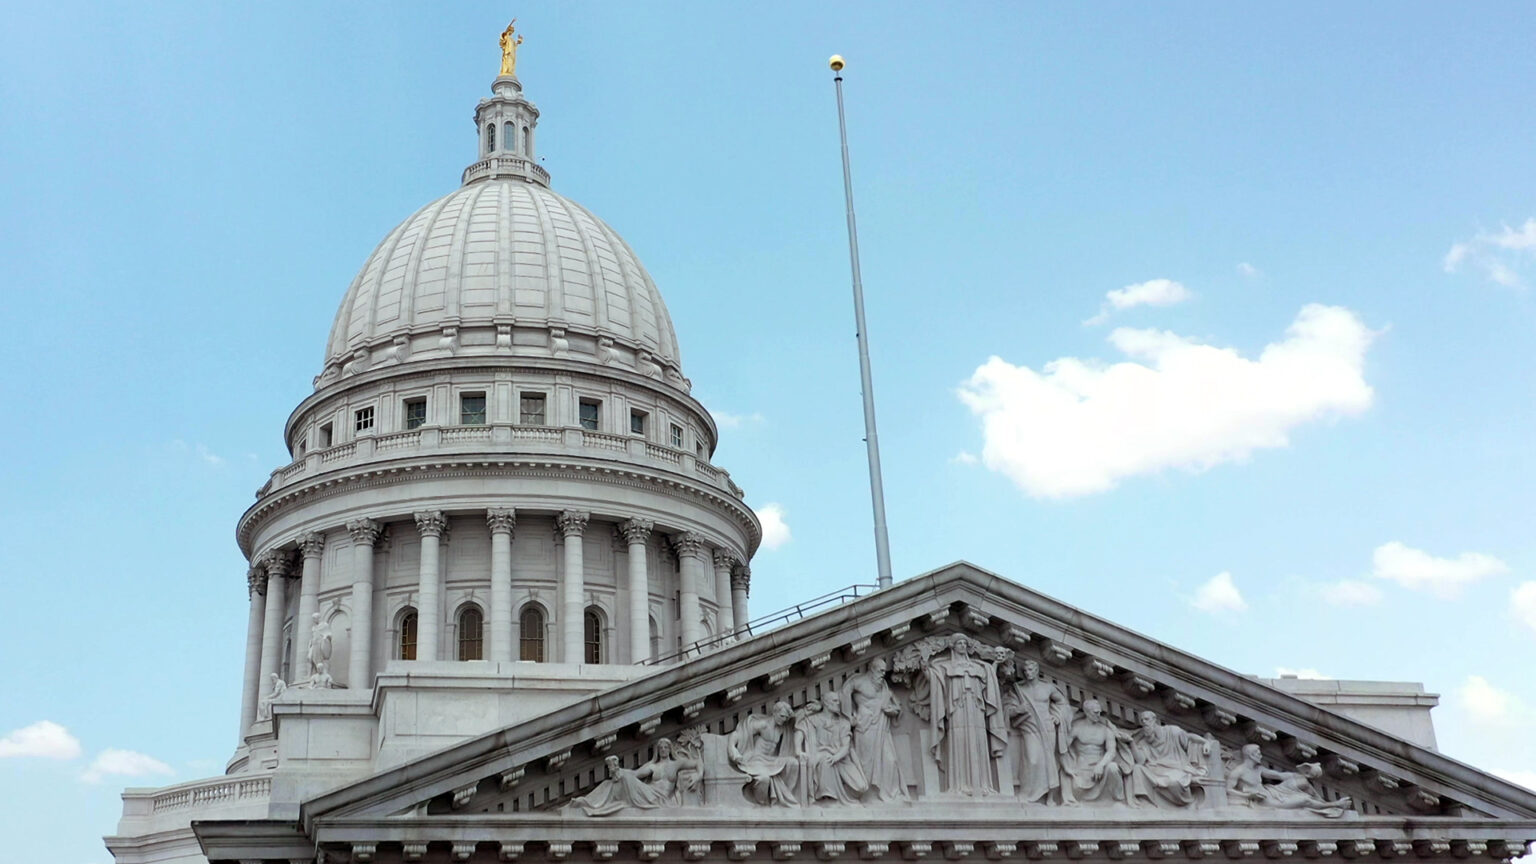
top-left (263, 425), bottom-right (743, 500)
top-left (150, 775), bottom-right (271, 813)
top-left (461, 154), bottom-right (551, 186)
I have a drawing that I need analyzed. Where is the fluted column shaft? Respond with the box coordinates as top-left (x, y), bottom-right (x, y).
top-left (731, 564), bottom-right (751, 633)
top-left (487, 508), bottom-right (516, 662)
top-left (712, 550), bottom-right (736, 639)
top-left (557, 510), bottom-right (590, 663)
top-left (256, 552), bottom-right (290, 699)
top-left (346, 519), bottom-right (382, 688)
top-left (674, 533), bottom-right (706, 651)
top-left (239, 569), bottom-right (267, 738)
top-left (414, 512), bottom-right (448, 662)
top-left (620, 519), bottom-right (653, 663)
top-left (293, 533), bottom-right (325, 682)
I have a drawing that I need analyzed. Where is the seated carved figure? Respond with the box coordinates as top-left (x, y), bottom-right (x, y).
top-left (569, 740), bottom-right (702, 816)
top-left (1226, 744), bottom-right (1353, 818)
top-left (1058, 699), bottom-right (1128, 805)
top-left (728, 700), bottom-right (801, 806)
top-left (1124, 710), bottom-right (1215, 808)
top-left (799, 692), bottom-right (869, 805)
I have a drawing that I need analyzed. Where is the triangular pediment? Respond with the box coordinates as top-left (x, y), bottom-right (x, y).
top-left (294, 562), bottom-right (1536, 861)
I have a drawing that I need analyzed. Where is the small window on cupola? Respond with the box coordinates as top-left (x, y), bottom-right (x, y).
top-left (485, 123), bottom-right (496, 154)
top-left (505, 121), bottom-right (516, 153)
top-left (522, 126), bottom-right (531, 154)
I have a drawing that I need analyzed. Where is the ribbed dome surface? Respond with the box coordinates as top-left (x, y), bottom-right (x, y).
top-left (324, 179), bottom-right (681, 374)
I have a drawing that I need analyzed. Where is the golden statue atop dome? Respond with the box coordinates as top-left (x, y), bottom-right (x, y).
top-left (499, 20), bottom-right (523, 77)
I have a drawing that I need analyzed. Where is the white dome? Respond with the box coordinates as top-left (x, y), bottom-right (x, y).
top-left (320, 178), bottom-right (683, 384)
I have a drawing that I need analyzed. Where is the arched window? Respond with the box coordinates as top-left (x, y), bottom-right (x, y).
top-left (522, 126), bottom-right (530, 155)
top-left (519, 604), bottom-right (545, 662)
top-left (398, 609), bottom-right (418, 661)
top-left (504, 121), bottom-right (516, 153)
top-left (485, 123), bottom-right (496, 154)
top-left (584, 606), bottom-right (604, 664)
top-left (648, 615), bottom-right (661, 661)
top-left (458, 606), bottom-right (484, 661)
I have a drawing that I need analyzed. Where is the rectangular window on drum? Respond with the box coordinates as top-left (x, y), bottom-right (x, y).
top-left (579, 399), bottom-right (600, 431)
top-left (630, 409), bottom-right (647, 436)
top-left (403, 398), bottom-right (427, 430)
top-left (670, 423), bottom-right (683, 448)
top-left (519, 392), bottom-right (546, 425)
top-left (460, 394), bottom-right (487, 426)
top-left (354, 406), bottom-right (374, 433)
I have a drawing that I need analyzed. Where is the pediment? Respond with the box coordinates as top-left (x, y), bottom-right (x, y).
top-left (296, 562), bottom-right (1536, 861)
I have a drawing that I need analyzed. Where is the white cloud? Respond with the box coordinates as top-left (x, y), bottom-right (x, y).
top-left (1512, 582), bottom-right (1536, 636)
top-left (712, 410), bottom-right (764, 430)
top-left (1319, 579), bottom-right (1384, 607)
top-left (80, 749), bottom-right (174, 784)
top-left (1191, 572), bottom-right (1247, 614)
top-left (1497, 769), bottom-right (1536, 792)
top-left (1237, 262), bottom-right (1261, 278)
top-left (170, 439), bottom-right (224, 466)
top-left (1370, 541), bottom-right (1508, 599)
top-left (1275, 667), bottom-right (1330, 679)
top-left (754, 503), bottom-right (791, 551)
top-left (0, 721), bottom-right (82, 759)
top-left (1085, 278), bottom-right (1191, 325)
top-left (1458, 676), bottom-right (1528, 727)
top-left (950, 451), bottom-right (979, 465)
top-left (1444, 219), bottom-right (1536, 288)
top-left (958, 304), bottom-right (1375, 498)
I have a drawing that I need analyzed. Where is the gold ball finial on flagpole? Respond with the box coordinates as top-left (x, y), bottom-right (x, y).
top-left (829, 54), bottom-right (845, 72)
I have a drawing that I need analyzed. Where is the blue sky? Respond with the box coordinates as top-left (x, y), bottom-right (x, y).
top-left (3, 3), bottom-right (1536, 859)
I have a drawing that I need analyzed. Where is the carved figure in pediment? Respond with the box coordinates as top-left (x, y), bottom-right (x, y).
top-left (1058, 698), bottom-right (1128, 805)
top-left (798, 692), bottom-right (869, 805)
top-left (842, 656), bottom-right (910, 801)
top-left (728, 701), bottom-right (801, 806)
top-left (1124, 709), bottom-right (1216, 808)
top-left (1226, 744), bottom-right (1353, 818)
top-left (1002, 658), bottom-right (1071, 803)
top-left (570, 739), bottom-right (703, 816)
top-left (257, 673), bottom-right (285, 721)
top-left (923, 634), bottom-right (1010, 796)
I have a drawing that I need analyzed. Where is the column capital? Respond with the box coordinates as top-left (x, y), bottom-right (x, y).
top-left (556, 509), bottom-right (590, 539)
top-left (261, 549), bottom-right (292, 579)
top-left (618, 518), bottom-right (654, 545)
top-left (414, 510), bottom-right (449, 539)
top-left (671, 531), bottom-right (706, 561)
top-left (731, 563), bottom-right (752, 595)
top-left (712, 548), bottom-right (740, 570)
top-left (247, 566), bottom-right (267, 597)
top-left (298, 531), bottom-right (326, 559)
top-left (347, 518), bottom-right (383, 547)
top-left (486, 507), bottom-right (517, 536)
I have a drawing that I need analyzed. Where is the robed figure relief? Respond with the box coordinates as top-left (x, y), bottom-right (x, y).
top-left (728, 701), bottom-right (801, 806)
top-left (923, 635), bottom-right (1009, 795)
top-left (1058, 698), bottom-right (1128, 804)
top-left (842, 656), bottom-right (909, 801)
top-left (1002, 659), bottom-right (1070, 803)
top-left (799, 692), bottom-right (869, 805)
top-left (1125, 709), bottom-right (1216, 808)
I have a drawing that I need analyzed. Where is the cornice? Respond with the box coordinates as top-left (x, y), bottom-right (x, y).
top-left (236, 454), bottom-right (760, 558)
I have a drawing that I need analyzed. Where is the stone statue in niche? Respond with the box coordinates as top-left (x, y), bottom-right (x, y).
top-left (919, 634), bottom-right (1010, 796)
top-left (1226, 744), bottom-right (1353, 817)
top-left (727, 701), bottom-right (801, 806)
top-left (568, 739), bottom-right (702, 816)
top-left (1057, 698), bottom-right (1128, 804)
top-left (300, 613), bottom-right (336, 689)
top-left (257, 673), bottom-right (286, 721)
top-left (841, 656), bottom-right (910, 801)
top-left (1124, 709), bottom-right (1217, 808)
top-left (798, 692), bottom-right (869, 805)
top-left (1002, 658), bottom-right (1071, 803)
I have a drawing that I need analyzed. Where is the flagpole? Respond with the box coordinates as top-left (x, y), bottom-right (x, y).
top-left (830, 55), bottom-right (894, 590)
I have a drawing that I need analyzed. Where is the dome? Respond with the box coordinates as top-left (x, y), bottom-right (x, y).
top-left (319, 178), bottom-right (684, 387)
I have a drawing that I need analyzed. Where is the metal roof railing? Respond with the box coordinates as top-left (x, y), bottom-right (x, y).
top-left (642, 582), bottom-right (879, 666)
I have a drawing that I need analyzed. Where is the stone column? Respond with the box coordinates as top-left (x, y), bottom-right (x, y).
top-left (292, 532), bottom-right (325, 683)
top-left (239, 567), bottom-right (266, 738)
top-left (731, 563), bottom-right (751, 633)
top-left (556, 510), bottom-right (589, 663)
top-left (256, 551), bottom-right (291, 702)
top-left (346, 519), bottom-right (382, 689)
top-left (619, 519), bottom-right (653, 663)
top-left (487, 508), bottom-right (516, 662)
top-left (413, 511), bottom-right (448, 662)
top-left (673, 533), bottom-right (706, 651)
top-left (712, 549), bottom-right (736, 639)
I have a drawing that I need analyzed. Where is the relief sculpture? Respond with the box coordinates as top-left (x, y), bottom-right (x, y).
top-left (560, 637), bottom-right (1356, 818)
